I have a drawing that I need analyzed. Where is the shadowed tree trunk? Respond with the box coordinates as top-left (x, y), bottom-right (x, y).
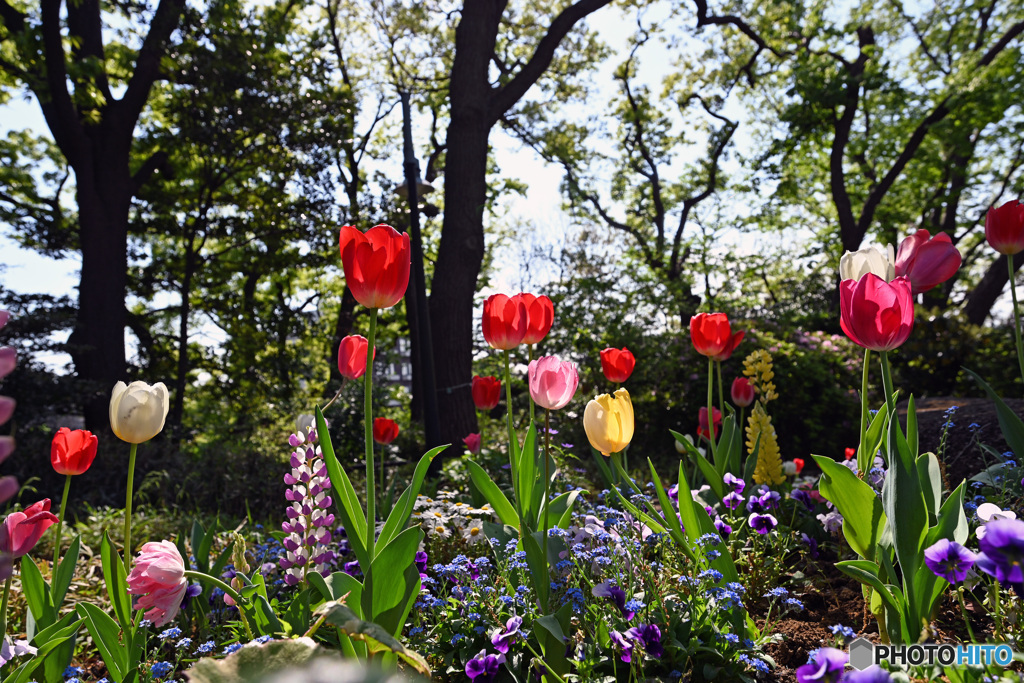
top-left (429, 0), bottom-right (614, 453)
top-left (0, 0), bottom-right (187, 429)
top-left (964, 252), bottom-right (1024, 325)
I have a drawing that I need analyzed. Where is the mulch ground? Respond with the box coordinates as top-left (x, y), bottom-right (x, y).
top-left (762, 396), bottom-right (1024, 681)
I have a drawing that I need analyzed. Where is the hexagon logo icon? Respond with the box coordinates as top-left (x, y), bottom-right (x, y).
top-left (849, 637), bottom-right (874, 670)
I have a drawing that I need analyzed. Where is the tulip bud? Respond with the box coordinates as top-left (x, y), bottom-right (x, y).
top-left (471, 376), bottom-right (501, 411)
top-left (731, 377), bottom-right (755, 408)
top-left (463, 433), bottom-right (482, 454)
top-left (373, 417), bottom-right (400, 445)
top-left (839, 244), bottom-right (895, 282)
top-left (985, 200), bottom-right (1024, 256)
top-left (109, 381), bottom-right (170, 444)
top-left (337, 335), bottom-right (375, 380)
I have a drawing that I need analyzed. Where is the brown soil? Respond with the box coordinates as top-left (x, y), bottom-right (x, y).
top-left (900, 396), bottom-right (1024, 487)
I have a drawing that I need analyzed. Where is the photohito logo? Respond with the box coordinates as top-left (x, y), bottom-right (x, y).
top-left (848, 637), bottom-right (1014, 670)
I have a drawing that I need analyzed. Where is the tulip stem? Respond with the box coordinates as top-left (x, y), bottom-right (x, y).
top-left (364, 308), bottom-right (378, 569)
top-left (1008, 256), bottom-right (1024, 393)
top-left (503, 350), bottom-right (520, 507)
top-left (956, 586), bottom-right (977, 643)
top-left (706, 358), bottom-right (718, 460)
top-left (542, 409), bottom-right (551, 550)
top-left (879, 351), bottom-right (897, 451)
top-left (182, 570), bottom-right (252, 640)
top-left (0, 575), bottom-right (11, 639)
top-left (51, 474), bottom-right (72, 584)
top-left (857, 348), bottom-right (871, 476)
top-left (528, 344), bottom-right (535, 425)
top-left (124, 442), bottom-right (138, 571)
top-left (716, 361), bottom-right (725, 418)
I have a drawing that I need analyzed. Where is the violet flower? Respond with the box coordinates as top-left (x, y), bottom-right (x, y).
top-left (609, 630), bottom-right (634, 663)
top-left (465, 649), bottom-right (505, 682)
top-left (748, 512), bottom-right (778, 534)
top-left (625, 623), bottom-right (663, 659)
top-left (593, 580), bottom-right (634, 619)
top-left (714, 517), bottom-right (732, 538)
top-left (723, 473), bottom-right (745, 494)
top-left (415, 550), bottom-right (429, 578)
top-left (976, 518), bottom-right (1024, 590)
top-left (844, 666), bottom-right (892, 683)
top-left (791, 489), bottom-right (815, 511)
top-left (923, 539), bottom-right (976, 583)
top-left (796, 647), bottom-right (847, 683)
top-left (723, 491), bottom-right (744, 511)
top-left (490, 615), bottom-right (522, 654)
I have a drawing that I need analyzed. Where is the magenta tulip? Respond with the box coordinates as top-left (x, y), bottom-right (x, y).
top-left (840, 274), bottom-right (914, 351)
top-left (985, 200), bottom-right (1024, 256)
top-left (894, 229), bottom-right (962, 294)
top-left (0, 500), bottom-right (58, 559)
top-left (528, 356), bottom-right (579, 410)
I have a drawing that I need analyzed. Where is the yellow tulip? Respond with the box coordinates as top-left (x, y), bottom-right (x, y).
top-left (583, 388), bottom-right (634, 456)
top-left (109, 381), bottom-right (170, 444)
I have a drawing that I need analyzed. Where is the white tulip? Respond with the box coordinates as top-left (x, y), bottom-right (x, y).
top-left (109, 381), bottom-right (170, 444)
top-left (839, 244), bottom-right (895, 281)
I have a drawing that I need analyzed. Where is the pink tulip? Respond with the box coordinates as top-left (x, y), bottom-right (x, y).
top-left (0, 500), bottom-right (58, 559)
top-left (126, 540), bottom-right (188, 627)
top-left (463, 433), bottom-right (482, 454)
top-left (528, 356), bottom-right (579, 411)
top-left (894, 229), bottom-right (962, 294)
top-left (840, 274), bottom-right (914, 352)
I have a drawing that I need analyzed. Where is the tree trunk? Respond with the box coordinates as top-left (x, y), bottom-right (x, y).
top-left (428, 1), bottom-right (502, 449)
top-left (964, 252), bottom-right (1024, 325)
top-left (66, 139), bottom-right (132, 431)
top-left (170, 235), bottom-right (197, 432)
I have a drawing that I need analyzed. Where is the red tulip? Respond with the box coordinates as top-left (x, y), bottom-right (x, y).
top-left (337, 335), bottom-right (375, 380)
top-left (482, 294), bottom-right (528, 350)
top-left (372, 418), bottom-right (400, 445)
top-left (463, 433), bottom-right (482, 454)
top-left (600, 347), bottom-right (636, 383)
top-left (698, 406), bottom-right (722, 440)
top-left (472, 376), bottom-right (501, 411)
top-left (793, 458), bottom-right (805, 474)
top-left (985, 200), bottom-right (1024, 255)
top-left (338, 224), bottom-right (411, 309)
top-left (839, 274), bottom-right (914, 352)
top-left (690, 313), bottom-right (744, 361)
top-left (0, 499), bottom-right (58, 558)
top-left (844, 447), bottom-right (856, 461)
top-left (894, 229), bottom-right (962, 294)
top-left (731, 377), bottom-right (755, 408)
top-left (51, 427), bottom-right (99, 476)
top-left (515, 293), bottom-right (555, 345)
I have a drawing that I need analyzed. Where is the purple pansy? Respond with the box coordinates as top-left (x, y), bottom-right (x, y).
top-left (593, 580), bottom-right (635, 620)
top-left (714, 517), bottom-right (733, 538)
top-left (795, 647), bottom-right (847, 683)
top-left (976, 518), bottom-right (1024, 589)
top-left (923, 539), bottom-right (976, 583)
top-left (749, 512), bottom-right (778, 534)
top-left (844, 666), bottom-right (892, 683)
top-left (723, 491), bottom-right (744, 510)
top-left (609, 630), bottom-right (634, 663)
top-left (625, 623), bottom-right (663, 659)
top-left (723, 473), bottom-right (745, 494)
top-left (490, 615), bottom-right (522, 654)
top-left (465, 649), bottom-right (505, 681)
